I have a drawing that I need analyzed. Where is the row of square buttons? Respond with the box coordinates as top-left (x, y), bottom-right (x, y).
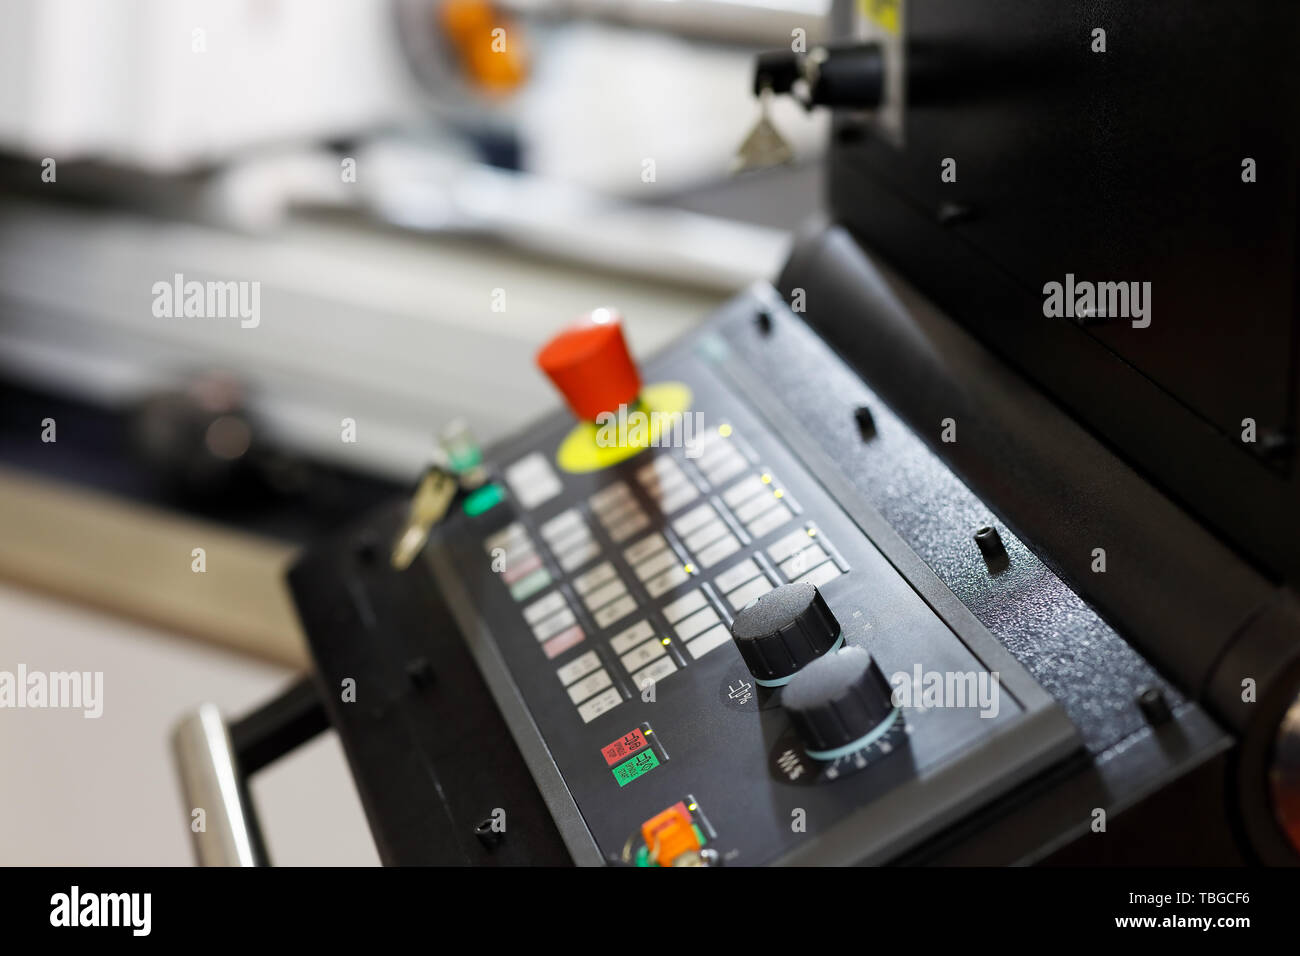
top-left (538, 508), bottom-right (601, 573)
top-left (635, 456), bottom-right (699, 516)
top-left (662, 589), bottom-right (732, 661)
top-left (554, 650), bottom-right (624, 723)
top-left (574, 560), bottom-right (638, 630)
top-left (484, 522), bottom-right (553, 602)
top-left (691, 426), bottom-right (749, 486)
top-left (523, 590), bottom-right (587, 659)
top-left (609, 620), bottom-right (681, 693)
top-left (671, 503), bottom-right (742, 569)
top-left (767, 525), bottom-right (845, 587)
top-left (712, 556), bottom-right (776, 612)
top-left (589, 481), bottom-right (651, 543)
top-left (623, 533), bottom-right (694, 598)
top-left (722, 472), bottom-right (795, 541)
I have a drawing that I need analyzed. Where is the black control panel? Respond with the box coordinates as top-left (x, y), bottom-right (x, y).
top-left (423, 308), bottom-right (1079, 866)
top-left (290, 284), bottom-right (1249, 865)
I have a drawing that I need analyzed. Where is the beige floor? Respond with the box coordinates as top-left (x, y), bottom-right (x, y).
top-left (0, 582), bottom-right (379, 866)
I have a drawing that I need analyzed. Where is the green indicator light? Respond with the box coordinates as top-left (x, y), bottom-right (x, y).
top-left (612, 750), bottom-right (660, 788)
top-left (462, 483), bottom-right (505, 517)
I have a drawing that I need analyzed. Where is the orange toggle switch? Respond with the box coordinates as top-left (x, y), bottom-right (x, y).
top-left (640, 801), bottom-right (701, 867)
top-left (537, 309), bottom-right (642, 422)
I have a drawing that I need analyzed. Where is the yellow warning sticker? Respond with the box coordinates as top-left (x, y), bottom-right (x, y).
top-left (860, 0), bottom-right (901, 35)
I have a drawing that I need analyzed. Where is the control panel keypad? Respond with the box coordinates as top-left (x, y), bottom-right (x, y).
top-left (539, 508), bottom-right (601, 572)
top-left (486, 522), bottom-right (553, 601)
top-left (485, 426), bottom-right (847, 732)
top-left (662, 587), bottom-right (731, 661)
top-left (692, 426), bottom-right (750, 486)
top-left (575, 553), bottom-right (638, 630)
top-left (767, 525), bottom-right (846, 586)
top-left (636, 457), bottom-right (700, 515)
top-left (608, 620), bottom-right (680, 694)
top-left (712, 557), bottom-right (776, 612)
top-left (589, 482), bottom-right (651, 542)
top-left (671, 503), bottom-right (741, 569)
top-left (623, 533), bottom-right (695, 598)
top-left (523, 590), bottom-right (587, 659)
top-left (722, 472), bottom-right (796, 541)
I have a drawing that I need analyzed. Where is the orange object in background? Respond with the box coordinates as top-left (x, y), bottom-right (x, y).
top-left (640, 802), bottom-right (701, 867)
top-left (537, 309), bottom-right (643, 422)
top-left (438, 0), bottom-right (528, 94)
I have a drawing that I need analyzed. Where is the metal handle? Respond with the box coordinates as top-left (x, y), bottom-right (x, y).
top-left (172, 677), bottom-right (329, 866)
top-left (172, 703), bottom-right (267, 866)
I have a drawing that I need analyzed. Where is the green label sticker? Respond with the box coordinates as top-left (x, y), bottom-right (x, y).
top-left (612, 749), bottom-right (660, 787)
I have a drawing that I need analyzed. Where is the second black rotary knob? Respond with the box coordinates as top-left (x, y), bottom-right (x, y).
top-left (729, 582), bottom-right (843, 686)
top-left (783, 645), bottom-right (898, 760)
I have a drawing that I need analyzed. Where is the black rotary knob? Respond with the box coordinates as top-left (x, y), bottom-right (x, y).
top-left (729, 582), bottom-right (843, 686)
top-left (782, 645), bottom-right (898, 760)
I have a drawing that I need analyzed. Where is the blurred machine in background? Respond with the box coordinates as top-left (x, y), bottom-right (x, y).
top-left (0, 0), bottom-right (830, 201)
top-left (0, 0), bottom-right (829, 480)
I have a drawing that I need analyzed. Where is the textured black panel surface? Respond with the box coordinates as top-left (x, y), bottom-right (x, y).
top-left (287, 506), bottom-right (574, 866)
top-left (720, 290), bottom-right (1179, 754)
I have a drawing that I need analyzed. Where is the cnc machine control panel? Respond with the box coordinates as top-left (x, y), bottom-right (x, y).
top-left (416, 302), bottom-right (1079, 865)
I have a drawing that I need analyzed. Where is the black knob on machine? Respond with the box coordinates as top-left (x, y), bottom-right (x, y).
top-left (782, 646), bottom-right (898, 760)
top-left (729, 582), bottom-right (843, 687)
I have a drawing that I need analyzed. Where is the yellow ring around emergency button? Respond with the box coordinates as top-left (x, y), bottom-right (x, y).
top-left (555, 382), bottom-right (693, 474)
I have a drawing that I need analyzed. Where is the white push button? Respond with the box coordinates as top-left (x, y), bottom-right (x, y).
top-left (610, 620), bottom-right (655, 654)
top-left (556, 650), bottom-right (601, 686)
top-left (577, 687), bottom-right (623, 723)
top-left (686, 624), bottom-right (733, 660)
top-left (567, 668), bottom-right (613, 704)
top-left (662, 589), bottom-right (706, 624)
top-left (714, 558), bottom-right (761, 593)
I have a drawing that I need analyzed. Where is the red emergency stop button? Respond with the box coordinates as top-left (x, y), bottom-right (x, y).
top-left (537, 309), bottom-right (642, 422)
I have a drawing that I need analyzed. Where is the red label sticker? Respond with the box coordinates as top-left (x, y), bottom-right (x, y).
top-left (602, 728), bottom-right (648, 766)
